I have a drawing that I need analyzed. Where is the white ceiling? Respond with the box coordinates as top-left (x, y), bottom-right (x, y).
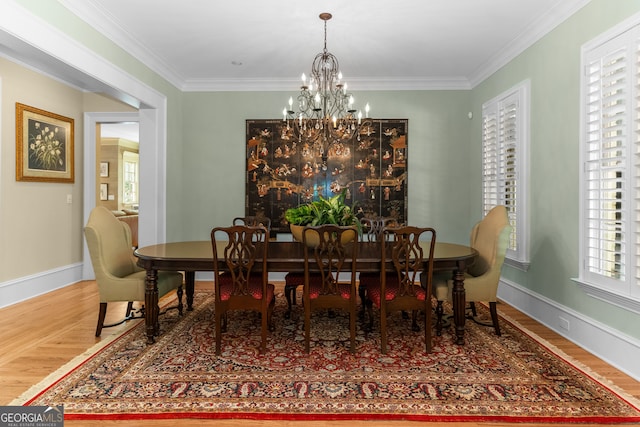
top-left (58, 0), bottom-right (591, 91)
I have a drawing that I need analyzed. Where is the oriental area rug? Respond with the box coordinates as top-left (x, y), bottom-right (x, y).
top-left (13, 289), bottom-right (640, 423)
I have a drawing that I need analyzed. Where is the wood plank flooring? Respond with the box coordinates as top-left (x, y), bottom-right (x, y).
top-left (0, 280), bottom-right (638, 427)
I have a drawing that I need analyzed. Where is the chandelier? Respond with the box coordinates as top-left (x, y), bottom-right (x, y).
top-left (282, 13), bottom-right (371, 164)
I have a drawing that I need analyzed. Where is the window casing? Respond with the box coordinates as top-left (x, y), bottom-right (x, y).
top-left (481, 81), bottom-right (530, 270)
top-left (579, 18), bottom-right (640, 308)
top-left (122, 151), bottom-right (139, 206)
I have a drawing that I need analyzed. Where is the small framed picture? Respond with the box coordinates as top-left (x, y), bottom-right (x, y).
top-left (100, 162), bottom-right (109, 177)
top-left (100, 183), bottom-right (108, 201)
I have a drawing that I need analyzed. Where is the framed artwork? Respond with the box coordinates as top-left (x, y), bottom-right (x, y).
top-left (15, 103), bottom-right (74, 183)
top-left (245, 118), bottom-right (408, 233)
top-left (100, 162), bottom-right (109, 177)
top-left (100, 183), bottom-right (108, 201)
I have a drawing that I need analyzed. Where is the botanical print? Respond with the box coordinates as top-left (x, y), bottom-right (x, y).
top-left (27, 119), bottom-right (67, 171)
top-left (16, 103), bottom-right (74, 183)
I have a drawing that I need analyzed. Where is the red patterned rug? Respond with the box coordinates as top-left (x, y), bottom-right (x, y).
top-left (13, 289), bottom-right (640, 423)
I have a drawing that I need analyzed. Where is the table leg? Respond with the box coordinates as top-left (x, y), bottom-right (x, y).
top-left (185, 271), bottom-right (195, 311)
top-left (451, 261), bottom-right (467, 345)
top-left (144, 268), bottom-right (159, 344)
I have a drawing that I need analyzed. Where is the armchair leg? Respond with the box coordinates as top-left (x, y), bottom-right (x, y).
top-left (489, 302), bottom-right (501, 336)
top-left (96, 302), bottom-right (145, 337)
top-left (469, 301), bottom-right (477, 317)
top-left (125, 301), bottom-right (134, 317)
top-left (95, 302), bottom-right (108, 337)
top-left (177, 285), bottom-right (184, 315)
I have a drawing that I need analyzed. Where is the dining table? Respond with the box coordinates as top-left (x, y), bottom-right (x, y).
top-left (134, 240), bottom-right (477, 346)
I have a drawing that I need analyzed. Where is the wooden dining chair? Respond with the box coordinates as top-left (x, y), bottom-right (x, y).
top-left (211, 225), bottom-right (275, 355)
top-left (302, 225), bottom-right (359, 353)
top-left (232, 215), bottom-right (271, 232)
top-left (365, 226), bottom-right (436, 354)
top-left (358, 217), bottom-right (401, 317)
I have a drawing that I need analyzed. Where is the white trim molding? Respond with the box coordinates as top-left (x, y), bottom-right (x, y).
top-left (0, 263), bottom-right (83, 309)
top-left (572, 278), bottom-right (640, 314)
top-left (498, 278), bottom-right (640, 381)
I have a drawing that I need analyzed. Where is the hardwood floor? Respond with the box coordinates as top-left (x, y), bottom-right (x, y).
top-left (0, 280), bottom-right (638, 427)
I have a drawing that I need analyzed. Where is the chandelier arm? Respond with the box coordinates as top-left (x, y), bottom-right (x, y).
top-left (282, 12), bottom-right (370, 164)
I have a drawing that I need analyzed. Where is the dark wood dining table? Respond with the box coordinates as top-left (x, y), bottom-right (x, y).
top-left (135, 240), bottom-right (477, 346)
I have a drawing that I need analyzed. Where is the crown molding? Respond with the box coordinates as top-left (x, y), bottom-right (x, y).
top-left (59, 0), bottom-right (591, 92)
top-left (468, 0), bottom-right (591, 88)
top-left (181, 76), bottom-right (472, 92)
top-left (58, 0), bottom-right (185, 90)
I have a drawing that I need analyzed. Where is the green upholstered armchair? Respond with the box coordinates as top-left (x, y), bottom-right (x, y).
top-left (428, 205), bottom-right (512, 336)
top-left (84, 206), bottom-right (183, 336)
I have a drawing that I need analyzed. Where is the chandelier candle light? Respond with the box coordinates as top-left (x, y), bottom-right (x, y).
top-left (283, 13), bottom-right (371, 164)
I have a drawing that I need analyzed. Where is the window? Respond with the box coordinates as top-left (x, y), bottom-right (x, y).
top-left (578, 18), bottom-right (640, 308)
top-left (481, 81), bottom-right (530, 270)
top-left (122, 151), bottom-right (139, 206)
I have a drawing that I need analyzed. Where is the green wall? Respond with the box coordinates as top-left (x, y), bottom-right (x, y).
top-left (179, 90), bottom-right (473, 243)
top-left (471, 0), bottom-right (640, 339)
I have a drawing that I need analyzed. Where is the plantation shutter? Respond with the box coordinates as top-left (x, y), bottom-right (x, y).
top-left (582, 27), bottom-right (640, 288)
top-left (635, 36), bottom-right (640, 287)
top-left (482, 93), bottom-right (520, 253)
top-left (500, 97), bottom-right (519, 252)
top-left (482, 108), bottom-right (499, 213)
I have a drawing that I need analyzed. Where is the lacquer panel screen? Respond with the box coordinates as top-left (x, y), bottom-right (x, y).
top-left (245, 119), bottom-right (408, 234)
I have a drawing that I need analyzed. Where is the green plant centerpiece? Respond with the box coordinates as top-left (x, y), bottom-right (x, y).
top-left (285, 190), bottom-right (361, 245)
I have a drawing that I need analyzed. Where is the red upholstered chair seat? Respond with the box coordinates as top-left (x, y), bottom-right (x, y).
top-left (366, 276), bottom-right (426, 307)
top-left (217, 273), bottom-right (275, 302)
top-left (307, 276), bottom-right (352, 300)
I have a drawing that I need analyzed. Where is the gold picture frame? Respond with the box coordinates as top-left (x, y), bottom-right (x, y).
top-left (16, 103), bottom-right (74, 183)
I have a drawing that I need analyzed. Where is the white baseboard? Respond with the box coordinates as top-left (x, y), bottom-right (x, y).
top-left (498, 278), bottom-right (640, 381)
top-left (0, 263), bottom-right (83, 309)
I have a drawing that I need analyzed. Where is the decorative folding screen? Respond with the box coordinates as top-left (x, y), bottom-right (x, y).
top-left (245, 119), bottom-right (408, 234)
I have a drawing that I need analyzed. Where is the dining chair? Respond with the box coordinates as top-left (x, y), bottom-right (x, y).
top-left (358, 217), bottom-right (401, 318)
top-left (365, 226), bottom-right (436, 354)
top-left (84, 206), bottom-right (183, 337)
top-left (427, 205), bottom-right (512, 336)
top-left (232, 215), bottom-right (272, 232)
top-left (211, 224), bottom-right (275, 355)
top-left (302, 225), bottom-right (359, 353)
